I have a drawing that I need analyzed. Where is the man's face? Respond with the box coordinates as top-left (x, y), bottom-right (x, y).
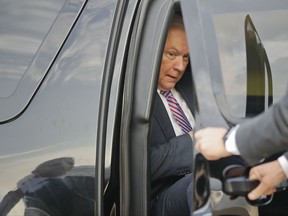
top-left (158, 25), bottom-right (189, 91)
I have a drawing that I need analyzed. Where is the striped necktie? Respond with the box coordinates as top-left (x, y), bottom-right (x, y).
top-left (160, 90), bottom-right (192, 134)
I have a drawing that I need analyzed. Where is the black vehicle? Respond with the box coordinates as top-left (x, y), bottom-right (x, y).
top-left (0, 0), bottom-right (288, 215)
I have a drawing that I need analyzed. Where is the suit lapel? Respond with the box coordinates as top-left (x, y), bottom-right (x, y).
top-left (154, 94), bottom-right (176, 139)
top-left (177, 86), bottom-right (195, 115)
top-left (176, 68), bottom-right (195, 115)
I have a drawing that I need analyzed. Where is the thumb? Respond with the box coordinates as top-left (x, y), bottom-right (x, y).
top-left (247, 182), bottom-right (275, 200)
top-left (247, 184), bottom-right (264, 200)
top-left (247, 171), bottom-right (262, 200)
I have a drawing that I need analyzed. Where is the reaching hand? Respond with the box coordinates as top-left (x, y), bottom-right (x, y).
top-left (248, 160), bottom-right (286, 200)
top-left (194, 127), bottom-right (232, 160)
top-left (188, 131), bottom-right (193, 139)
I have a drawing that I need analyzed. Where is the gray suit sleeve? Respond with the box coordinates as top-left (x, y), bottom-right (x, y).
top-left (236, 90), bottom-right (288, 165)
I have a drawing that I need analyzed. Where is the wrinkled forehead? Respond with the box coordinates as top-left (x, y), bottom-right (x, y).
top-left (164, 28), bottom-right (189, 55)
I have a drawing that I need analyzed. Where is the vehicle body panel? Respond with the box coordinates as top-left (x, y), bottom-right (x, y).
top-left (0, 0), bottom-right (288, 215)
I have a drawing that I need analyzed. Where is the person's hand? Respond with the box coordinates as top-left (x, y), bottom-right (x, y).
top-left (248, 160), bottom-right (286, 200)
top-left (194, 127), bottom-right (232, 160)
top-left (188, 131), bottom-right (193, 139)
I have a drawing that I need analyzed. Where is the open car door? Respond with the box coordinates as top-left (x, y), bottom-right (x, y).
top-left (181, 0), bottom-right (288, 215)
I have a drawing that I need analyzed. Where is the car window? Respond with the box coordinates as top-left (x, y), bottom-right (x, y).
top-left (0, 0), bottom-right (88, 124)
top-left (210, 1), bottom-right (288, 119)
top-left (0, 0), bottom-right (65, 98)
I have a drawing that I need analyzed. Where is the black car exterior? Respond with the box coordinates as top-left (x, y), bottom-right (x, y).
top-left (0, 0), bottom-right (288, 215)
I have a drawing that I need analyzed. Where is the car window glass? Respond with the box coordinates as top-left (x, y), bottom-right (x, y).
top-left (0, 0), bottom-right (65, 98)
top-left (212, 8), bottom-right (288, 118)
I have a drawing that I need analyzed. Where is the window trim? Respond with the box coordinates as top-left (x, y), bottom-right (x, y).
top-left (0, 0), bottom-right (87, 124)
top-left (189, 0), bottom-right (288, 125)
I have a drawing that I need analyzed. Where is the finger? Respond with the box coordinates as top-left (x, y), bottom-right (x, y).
top-left (248, 187), bottom-right (275, 200)
top-left (194, 131), bottom-right (200, 140)
top-left (195, 142), bottom-right (201, 152)
top-left (248, 190), bottom-right (259, 200)
top-left (247, 183), bottom-right (269, 200)
top-left (194, 129), bottom-right (204, 140)
top-left (248, 168), bottom-right (261, 181)
top-left (248, 173), bottom-right (258, 181)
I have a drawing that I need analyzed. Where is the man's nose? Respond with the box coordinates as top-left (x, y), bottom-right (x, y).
top-left (174, 57), bottom-right (187, 71)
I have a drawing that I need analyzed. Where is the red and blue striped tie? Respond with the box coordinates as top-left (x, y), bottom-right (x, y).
top-left (160, 90), bottom-right (192, 134)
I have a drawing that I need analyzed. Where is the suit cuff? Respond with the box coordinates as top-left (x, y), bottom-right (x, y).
top-left (224, 125), bottom-right (241, 155)
top-left (278, 155), bottom-right (288, 178)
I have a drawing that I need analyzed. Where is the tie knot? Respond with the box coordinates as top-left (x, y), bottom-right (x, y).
top-left (160, 90), bottom-right (171, 98)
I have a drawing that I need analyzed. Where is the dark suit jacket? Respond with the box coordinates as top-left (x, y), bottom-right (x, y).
top-left (150, 70), bottom-right (247, 197)
top-left (236, 87), bottom-right (288, 165)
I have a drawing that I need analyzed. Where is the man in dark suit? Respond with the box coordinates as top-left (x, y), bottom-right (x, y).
top-left (150, 13), bottom-right (247, 216)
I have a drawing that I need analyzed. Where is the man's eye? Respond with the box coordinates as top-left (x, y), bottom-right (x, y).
top-left (166, 51), bottom-right (176, 59)
top-left (183, 55), bottom-right (189, 62)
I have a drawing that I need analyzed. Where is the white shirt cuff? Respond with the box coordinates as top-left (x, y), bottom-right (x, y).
top-left (224, 125), bottom-right (241, 155)
top-left (278, 155), bottom-right (288, 178)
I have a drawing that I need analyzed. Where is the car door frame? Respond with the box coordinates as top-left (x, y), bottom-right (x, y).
top-left (119, 0), bottom-right (185, 215)
top-left (118, 0), bottom-right (216, 215)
